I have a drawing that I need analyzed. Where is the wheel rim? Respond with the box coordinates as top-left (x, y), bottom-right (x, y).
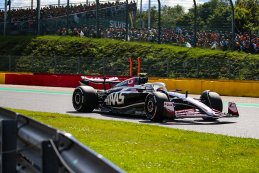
top-left (75, 93), bottom-right (81, 105)
top-left (73, 89), bottom-right (83, 111)
top-left (147, 99), bottom-right (154, 113)
top-left (145, 96), bottom-right (157, 119)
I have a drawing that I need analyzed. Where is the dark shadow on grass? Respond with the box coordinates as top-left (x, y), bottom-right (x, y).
top-left (66, 110), bottom-right (146, 120)
top-left (95, 111), bottom-right (146, 120)
top-left (66, 111), bottom-right (82, 113)
top-left (140, 119), bottom-right (237, 125)
top-left (66, 111), bottom-right (236, 125)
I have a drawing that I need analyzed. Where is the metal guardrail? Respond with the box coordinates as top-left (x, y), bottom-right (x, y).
top-left (0, 107), bottom-right (124, 173)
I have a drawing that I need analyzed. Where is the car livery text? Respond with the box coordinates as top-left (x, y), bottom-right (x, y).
top-left (104, 93), bottom-right (125, 106)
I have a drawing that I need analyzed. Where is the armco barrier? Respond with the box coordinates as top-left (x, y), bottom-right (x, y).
top-left (0, 73), bottom-right (5, 84)
top-left (5, 73), bottom-right (34, 86)
top-left (4, 73), bottom-right (129, 89)
top-left (5, 73), bottom-right (81, 87)
top-left (0, 107), bottom-right (124, 173)
top-left (149, 78), bottom-right (259, 97)
top-left (1, 73), bottom-right (259, 97)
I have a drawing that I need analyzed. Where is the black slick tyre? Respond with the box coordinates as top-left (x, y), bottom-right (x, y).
top-left (200, 90), bottom-right (223, 121)
top-left (72, 86), bottom-right (98, 112)
top-left (145, 92), bottom-right (168, 122)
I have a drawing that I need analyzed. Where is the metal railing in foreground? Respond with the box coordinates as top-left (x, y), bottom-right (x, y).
top-left (0, 107), bottom-right (124, 173)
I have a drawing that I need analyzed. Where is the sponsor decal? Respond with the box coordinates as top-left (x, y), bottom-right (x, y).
top-left (128, 78), bottom-right (134, 85)
top-left (164, 102), bottom-right (175, 114)
top-left (105, 93), bottom-right (125, 106)
top-left (109, 20), bottom-right (126, 28)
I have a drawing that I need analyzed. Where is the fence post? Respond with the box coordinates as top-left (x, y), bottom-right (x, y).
top-left (3, 0), bottom-right (7, 36)
top-left (66, 0), bottom-right (70, 33)
top-left (0, 120), bottom-right (17, 173)
top-left (96, 0), bottom-right (100, 38)
top-left (196, 58), bottom-right (199, 77)
top-left (129, 57), bottom-right (133, 77)
top-left (102, 57), bottom-right (106, 76)
top-left (137, 57), bottom-right (141, 75)
top-left (77, 57), bottom-right (81, 74)
top-left (37, 0), bottom-right (41, 35)
top-left (139, 0), bottom-right (143, 28)
top-left (125, 0), bottom-right (129, 41)
top-left (54, 56), bottom-right (57, 74)
top-left (31, 56), bottom-right (34, 72)
top-left (8, 55), bottom-right (11, 72)
top-left (158, 0), bottom-right (161, 44)
top-left (229, 0), bottom-right (235, 50)
top-left (148, 0), bottom-right (151, 29)
top-left (166, 58), bottom-right (169, 77)
top-left (193, 0), bottom-right (197, 47)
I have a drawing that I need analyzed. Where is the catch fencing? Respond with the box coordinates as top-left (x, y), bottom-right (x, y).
top-left (0, 0), bottom-right (239, 50)
top-left (1, 55), bottom-right (257, 80)
top-left (0, 107), bottom-right (124, 173)
top-left (0, 0), bottom-right (134, 39)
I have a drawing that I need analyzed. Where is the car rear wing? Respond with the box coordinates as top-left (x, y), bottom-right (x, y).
top-left (80, 76), bottom-right (121, 90)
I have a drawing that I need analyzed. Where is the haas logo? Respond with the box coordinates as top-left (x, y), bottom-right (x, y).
top-left (105, 93), bottom-right (125, 106)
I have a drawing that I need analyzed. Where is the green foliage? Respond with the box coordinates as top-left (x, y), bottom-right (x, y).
top-left (1, 36), bottom-right (259, 79)
top-left (176, 13), bottom-right (194, 30)
top-left (0, 36), bottom-right (35, 55)
top-left (169, 0), bottom-right (258, 33)
top-left (235, 0), bottom-right (259, 33)
top-left (10, 108), bottom-right (259, 173)
top-left (161, 5), bottom-right (185, 28)
top-left (207, 4), bottom-right (232, 31)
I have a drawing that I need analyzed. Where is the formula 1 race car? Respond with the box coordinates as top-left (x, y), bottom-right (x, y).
top-left (72, 75), bottom-right (239, 121)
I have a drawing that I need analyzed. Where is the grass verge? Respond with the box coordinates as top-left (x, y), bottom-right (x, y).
top-left (9, 108), bottom-right (259, 173)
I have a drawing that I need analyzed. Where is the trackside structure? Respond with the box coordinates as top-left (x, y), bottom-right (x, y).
top-left (0, 107), bottom-right (124, 173)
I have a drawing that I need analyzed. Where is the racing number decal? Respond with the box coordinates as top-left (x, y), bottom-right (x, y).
top-left (128, 79), bottom-right (134, 86)
top-left (164, 102), bottom-right (175, 115)
top-left (105, 93), bottom-right (125, 106)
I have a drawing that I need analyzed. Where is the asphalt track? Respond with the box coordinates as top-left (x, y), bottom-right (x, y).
top-left (1, 84), bottom-right (259, 139)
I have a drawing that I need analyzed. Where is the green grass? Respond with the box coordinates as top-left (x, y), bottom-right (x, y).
top-left (1, 35), bottom-right (259, 79)
top-left (9, 109), bottom-right (259, 172)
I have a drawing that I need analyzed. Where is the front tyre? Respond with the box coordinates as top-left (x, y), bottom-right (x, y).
top-left (145, 92), bottom-right (168, 122)
top-left (72, 86), bottom-right (98, 112)
top-left (200, 90), bottom-right (223, 121)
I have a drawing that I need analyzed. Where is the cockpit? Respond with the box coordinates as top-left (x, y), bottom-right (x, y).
top-left (144, 82), bottom-right (167, 92)
top-left (152, 82), bottom-right (167, 91)
top-left (113, 77), bottom-right (148, 88)
top-left (112, 76), bottom-right (167, 93)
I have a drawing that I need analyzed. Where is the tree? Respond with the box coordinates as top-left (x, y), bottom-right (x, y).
top-left (235, 0), bottom-right (259, 33)
top-left (160, 5), bottom-right (185, 28)
top-left (175, 12), bottom-right (194, 30)
top-left (206, 2), bottom-right (232, 31)
top-left (134, 0), bottom-right (258, 34)
top-left (136, 6), bottom-right (158, 28)
top-left (175, 0), bottom-right (232, 31)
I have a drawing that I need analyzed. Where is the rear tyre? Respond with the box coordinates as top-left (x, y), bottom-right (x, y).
top-left (145, 92), bottom-right (168, 122)
top-left (72, 86), bottom-right (98, 112)
top-left (200, 90), bottom-right (223, 121)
